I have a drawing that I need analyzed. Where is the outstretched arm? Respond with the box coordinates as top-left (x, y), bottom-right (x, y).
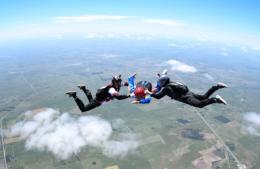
top-left (139, 97), bottom-right (151, 104)
top-left (132, 95), bottom-right (151, 104)
top-left (151, 87), bottom-right (170, 99)
top-left (114, 94), bottom-right (130, 100)
top-left (122, 81), bottom-right (129, 87)
top-left (109, 87), bottom-right (130, 100)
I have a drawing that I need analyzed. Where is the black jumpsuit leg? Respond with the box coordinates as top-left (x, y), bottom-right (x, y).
top-left (72, 89), bottom-right (102, 112)
top-left (73, 97), bottom-right (101, 112)
top-left (202, 85), bottom-right (220, 98)
top-left (82, 88), bottom-right (94, 102)
top-left (179, 92), bottom-right (217, 108)
top-left (192, 85), bottom-right (220, 100)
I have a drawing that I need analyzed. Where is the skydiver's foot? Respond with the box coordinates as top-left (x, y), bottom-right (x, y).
top-left (217, 82), bottom-right (228, 89)
top-left (77, 84), bottom-right (86, 90)
top-left (161, 69), bottom-right (168, 76)
top-left (215, 95), bottom-right (227, 105)
top-left (158, 69), bottom-right (168, 77)
top-left (65, 91), bottom-right (77, 98)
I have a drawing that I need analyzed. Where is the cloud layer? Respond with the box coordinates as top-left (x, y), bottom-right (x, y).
top-left (165, 59), bottom-right (197, 73)
top-left (221, 52), bottom-right (229, 56)
top-left (243, 112), bottom-right (260, 136)
top-left (52, 15), bottom-right (128, 23)
top-left (144, 19), bottom-right (186, 27)
top-left (8, 108), bottom-right (138, 159)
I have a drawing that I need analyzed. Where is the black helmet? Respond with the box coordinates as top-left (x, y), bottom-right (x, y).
top-left (158, 76), bottom-right (170, 87)
top-left (112, 75), bottom-right (122, 91)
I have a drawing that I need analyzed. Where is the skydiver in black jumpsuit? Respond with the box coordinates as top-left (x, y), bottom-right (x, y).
top-left (150, 76), bottom-right (227, 108)
top-left (66, 75), bottom-right (129, 112)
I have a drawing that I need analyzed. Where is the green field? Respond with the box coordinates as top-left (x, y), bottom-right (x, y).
top-left (1, 39), bottom-right (260, 169)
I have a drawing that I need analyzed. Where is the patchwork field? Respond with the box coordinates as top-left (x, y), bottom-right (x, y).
top-left (1, 39), bottom-right (260, 169)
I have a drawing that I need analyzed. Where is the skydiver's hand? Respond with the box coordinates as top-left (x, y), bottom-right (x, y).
top-left (112, 92), bottom-right (119, 97)
top-left (123, 82), bottom-right (129, 86)
top-left (144, 89), bottom-right (152, 95)
top-left (131, 100), bottom-right (139, 104)
top-left (152, 88), bottom-right (158, 94)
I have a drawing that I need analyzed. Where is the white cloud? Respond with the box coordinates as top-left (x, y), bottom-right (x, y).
top-left (144, 36), bottom-right (154, 40)
top-left (244, 112), bottom-right (260, 126)
top-left (197, 37), bottom-right (207, 41)
top-left (52, 15), bottom-right (128, 23)
top-left (252, 47), bottom-right (260, 51)
top-left (221, 52), bottom-right (229, 56)
top-left (136, 36), bottom-right (154, 40)
top-left (226, 43), bottom-right (233, 47)
top-left (102, 134), bottom-right (138, 158)
top-left (241, 46), bottom-right (249, 53)
top-left (100, 53), bottom-right (120, 59)
top-left (84, 33), bottom-right (119, 39)
top-left (203, 73), bottom-right (215, 81)
top-left (107, 33), bottom-right (115, 38)
top-left (246, 126), bottom-right (260, 136)
top-left (84, 33), bottom-right (105, 39)
top-left (64, 62), bottom-right (82, 67)
top-left (164, 59), bottom-right (197, 73)
top-left (243, 112), bottom-right (260, 136)
top-left (55, 34), bottom-right (63, 40)
top-left (8, 108), bottom-right (139, 159)
top-left (168, 43), bottom-right (177, 47)
top-left (2, 14), bottom-right (260, 49)
top-left (144, 19), bottom-right (186, 27)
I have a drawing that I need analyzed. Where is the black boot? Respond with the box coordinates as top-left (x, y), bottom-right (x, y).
top-left (65, 91), bottom-right (77, 98)
top-left (77, 84), bottom-right (86, 90)
top-left (217, 82), bottom-right (228, 89)
top-left (215, 95), bottom-right (227, 105)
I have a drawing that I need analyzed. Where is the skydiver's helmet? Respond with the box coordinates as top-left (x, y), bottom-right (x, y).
top-left (157, 76), bottom-right (170, 88)
top-left (134, 87), bottom-right (146, 98)
top-left (112, 75), bottom-right (122, 91)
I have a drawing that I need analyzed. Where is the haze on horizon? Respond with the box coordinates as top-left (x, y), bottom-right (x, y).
top-left (0, 0), bottom-right (260, 48)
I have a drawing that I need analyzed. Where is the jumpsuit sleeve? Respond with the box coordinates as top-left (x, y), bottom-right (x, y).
top-left (151, 87), bottom-right (170, 99)
top-left (114, 94), bottom-right (130, 100)
top-left (139, 95), bottom-right (151, 104)
top-left (155, 82), bottom-right (161, 92)
top-left (109, 87), bottom-right (130, 100)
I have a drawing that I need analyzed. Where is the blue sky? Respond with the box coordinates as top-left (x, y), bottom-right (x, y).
top-left (0, 0), bottom-right (260, 46)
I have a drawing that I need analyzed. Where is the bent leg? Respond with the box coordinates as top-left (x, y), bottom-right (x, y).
top-left (185, 97), bottom-right (217, 108)
top-left (180, 92), bottom-right (217, 108)
top-left (203, 85), bottom-right (219, 98)
top-left (82, 88), bottom-right (94, 102)
top-left (81, 100), bottom-right (102, 112)
top-left (73, 97), bottom-right (86, 112)
top-left (73, 97), bottom-right (101, 112)
top-left (192, 85), bottom-right (219, 100)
